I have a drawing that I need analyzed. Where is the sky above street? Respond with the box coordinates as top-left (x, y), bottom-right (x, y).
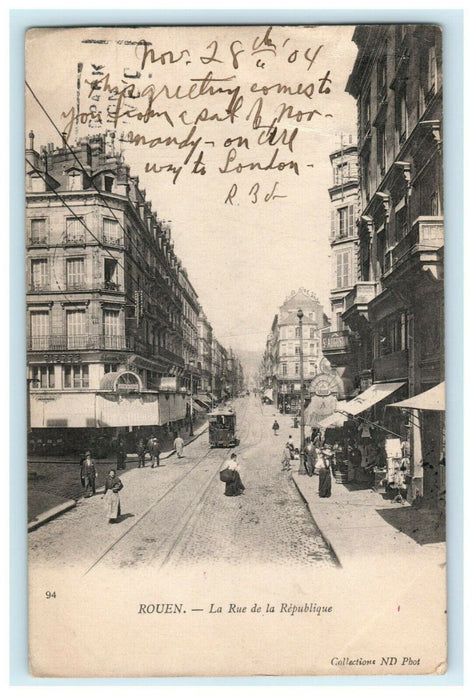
top-left (26, 25), bottom-right (358, 353)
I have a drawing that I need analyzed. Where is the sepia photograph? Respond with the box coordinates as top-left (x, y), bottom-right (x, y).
top-left (24, 22), bottom-right (449, 678)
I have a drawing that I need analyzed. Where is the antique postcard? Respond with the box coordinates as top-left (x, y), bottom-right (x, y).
top-left (25, 24), bottom-right (447, 677)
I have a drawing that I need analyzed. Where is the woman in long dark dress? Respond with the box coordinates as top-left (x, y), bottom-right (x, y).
top-left (103, 469), bottom-right (123, 522)
top-left (318, 454), bottom-right (332, 498)
top-left (220, 453), bottom-right (245, 497)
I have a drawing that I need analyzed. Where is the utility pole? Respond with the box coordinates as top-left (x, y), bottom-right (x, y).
top-left (297, 309), bottom-right (306, 475)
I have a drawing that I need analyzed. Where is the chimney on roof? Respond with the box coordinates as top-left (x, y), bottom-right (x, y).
top-left (28, 131), bottom-right (34, 151)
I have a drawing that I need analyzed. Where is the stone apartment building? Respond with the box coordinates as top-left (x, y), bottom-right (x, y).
top-left (343, 24), bottom-right (444, 503)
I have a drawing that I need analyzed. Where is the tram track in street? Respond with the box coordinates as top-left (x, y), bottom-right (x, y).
top-left (83, 399), bottom-right (257, 575)
top-left (160, 398), bottom-right (265, 568)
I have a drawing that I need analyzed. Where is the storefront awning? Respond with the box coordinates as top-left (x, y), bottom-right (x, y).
top-left (343, 382), bottom-right (405, 416)
top-left (194, 396), bottom-right (211, 410)
top-left (388, 381), bottom-right (445, 411)
top-left (264, 389), bottom-right (274, 401)
top-left (318, 402), bottom-right (349, 428)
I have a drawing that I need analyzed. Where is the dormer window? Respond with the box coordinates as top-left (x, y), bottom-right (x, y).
top-left (68, 170), bottom-right (82, 191)
top-left (28, 174), bottom-right (46, 193)
top-left (104, 175), bottom-right (114, 193)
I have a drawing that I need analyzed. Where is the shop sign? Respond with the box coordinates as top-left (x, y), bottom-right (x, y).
top-left (116, 379), bottom-right (140, 393)
top-left (42, 353), bottom-right (82, 364)
top-left (309, 373), bottom-right (340, 396)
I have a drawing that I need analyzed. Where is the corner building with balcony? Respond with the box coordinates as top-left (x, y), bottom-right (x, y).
top-left (322, 136), bottom-right (360, 399)
top-left (345, 25), bottom-right (444, 504)
top-left (26, 132), bottom-right (200, 452)
top-left (269, 289), bottom-right (329, 413)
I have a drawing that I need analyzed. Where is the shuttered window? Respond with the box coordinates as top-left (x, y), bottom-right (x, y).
top-left (336, 250), bottom-right (352, 289)
top-left (66, 258), bottom-right (85, 288)
top-left (31, 259), bottom-right (48, 289)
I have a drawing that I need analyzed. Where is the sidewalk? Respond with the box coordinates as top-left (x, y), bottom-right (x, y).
top-left (27, 421), bottom-right (208, 528)
top-left (292, 470), bottom-right (446, 568)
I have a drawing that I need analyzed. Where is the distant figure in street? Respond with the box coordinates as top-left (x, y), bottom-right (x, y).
top-left (80, 450), bottom-right (97, 498)
top-left (281, 443), bottom-right (292, 471)
top-left (305, 438), bottom-right (316, 477)
top-left (150, 437), bottom-right (160, 468)
top-left (220, 453), bottom-right (245, 497)
top-left (272, 420), bottom-right (280, 436)
top-left (116, 437), bottom-right (126, 471)
top-left (137, 438), bottom-right (146, 469)
top-left (102, 468), bottom-right (123, 523)
top-left (174, 434), bottom-right (184, 459)
top-left (287, 435), bottom-right (295, 459)
top-left (318, 455), bottom-right (332, 498)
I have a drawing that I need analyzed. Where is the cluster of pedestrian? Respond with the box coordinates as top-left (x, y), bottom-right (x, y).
top-left (274, 420), bottom-right (333, 499)
top-left (136, 435), bottom-right (162, 468)
top-left (79, 429), bottom-right (191, 521)
top-left (79, 450), bottom-right (124, 524)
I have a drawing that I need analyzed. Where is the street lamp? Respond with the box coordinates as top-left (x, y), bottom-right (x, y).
top-left (189, 358), bottom-right (195, 436)
top-left (297, 308), bottom-right (306, 475)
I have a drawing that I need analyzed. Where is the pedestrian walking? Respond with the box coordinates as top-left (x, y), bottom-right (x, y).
top-left (173, 434), bottom-right (184, 459)
top-left (116, 436), bottom-right (126, 471)
top-left (219, 453), bottom-right (245, 497)
top-left (102, 469), bottom-right (123, 523)
top-left (80, 450), bottom-right (97, 498)
top-left (281, 443), bottom-right (292, 471)
top-left (272, 420), bottom-right (280, 436)
top-left (318, 454), bottom-right (332, 498)
top-left (137, 438), bottom-right (146, 469)
top-left (150, 437), bottom-right (161, 468)
top-left (287, 435), bottom-right (295, 459)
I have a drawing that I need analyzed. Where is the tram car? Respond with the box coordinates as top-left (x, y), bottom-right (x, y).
top-left (208, 408), bottom-right (237, 447)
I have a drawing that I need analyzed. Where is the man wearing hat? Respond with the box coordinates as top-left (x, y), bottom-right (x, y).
top-left (80, 450), bottom-right (98, 497)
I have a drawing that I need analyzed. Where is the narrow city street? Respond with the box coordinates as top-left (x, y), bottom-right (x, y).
top-left (28, 396), bottom-right (336, 574)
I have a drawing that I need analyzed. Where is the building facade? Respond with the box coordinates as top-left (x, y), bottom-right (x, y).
top-left (321, 136), bottom-right (360, 399)
top-left (345, 24), bottom-right (444, 503)
top-left (264, 289), bottom-right (329, 413)
top-left (26, 132), bottom-right (237, 451)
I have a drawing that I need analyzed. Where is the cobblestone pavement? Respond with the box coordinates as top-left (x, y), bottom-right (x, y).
top-left (29, 398), bottom-right (336, 572)
top-left (170, 398), bottom-right (336, 568)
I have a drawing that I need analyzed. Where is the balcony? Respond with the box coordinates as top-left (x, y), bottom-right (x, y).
top-left (65, 281), bottom-right (88, 291)
top-left (102, 234), bottom-right (124, 248)
top-left (29, 282), bottom-right (50, 292)
top-left (383, 216), bottom-right (444, 283)
top-left (342, 281), bottom-right (378, 330)
top-left (63, 232), bottom-right (86, 245)
top-left (102, 281), bottom-right (121, 292)
top-left (27, 335), bottom-right (131, 351)
top-left (28, 236), bottom-right (48, 247)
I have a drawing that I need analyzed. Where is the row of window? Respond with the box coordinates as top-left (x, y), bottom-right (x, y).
top-left (280, 342), bottom-right (319, 355)
top-left (30, 309), bottom-right (121, 338)
top-left (31, 364), bottom-right (90, 389)
top-left (280, 363), bottom-right (317, 376)
top-left (29, 216), bottom-right (121, 245)
top-left (279, 325), bottom-right (319, 340)
top-left (29, 256), bottom-right (120, 290)
top-left (360, 41), bottom-right (439, 200)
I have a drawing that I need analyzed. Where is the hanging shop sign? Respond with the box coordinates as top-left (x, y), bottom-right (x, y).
top-left (309, 373), bottom-right (341, 397)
